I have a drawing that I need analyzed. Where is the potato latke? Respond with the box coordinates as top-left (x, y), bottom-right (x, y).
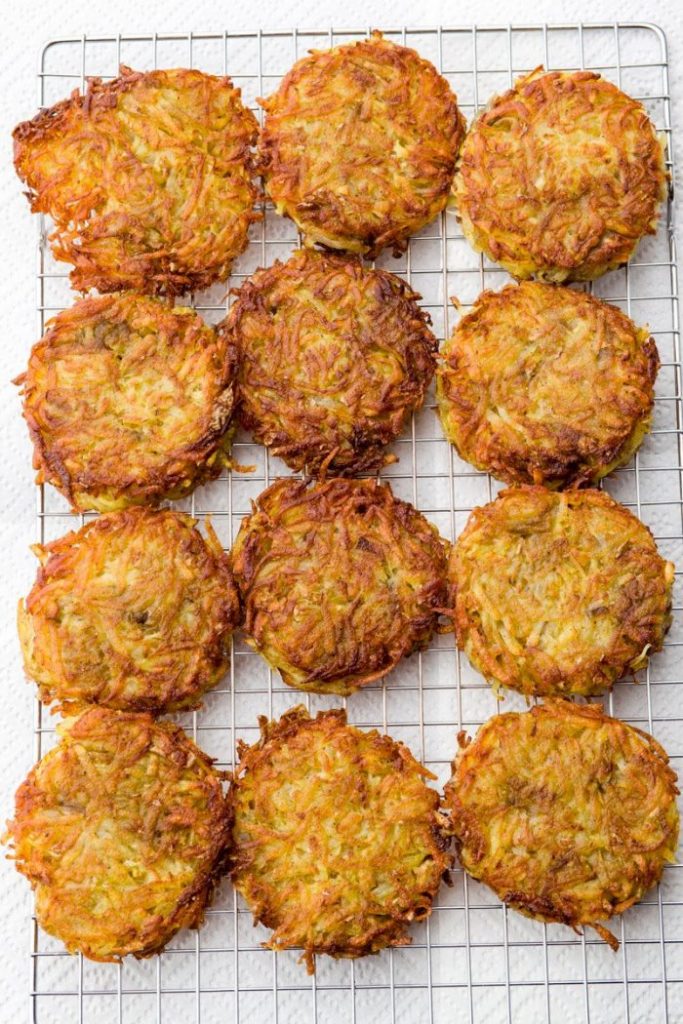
top-left (454, 69), bottom-right (666, 281)
top-left (437, 282), bottom-right (658, 487)
top-left (13, 66), bottom-right (259, 296)
top-left (17, 293), bottom-right (235, 512)
top-left (446, 700), bottom-right (679, 949)
top-left (223, 248), bottom-right (437, 474)
top-left (260, 32), bottom-right (465, 256)
top-left (230, 706), bottom-right (451, 971)
top-left (18, 507), bottom-right (240, 714)
top-left (451, 487), bottom-right (673, 697)
top-left (5, 708), bottom-right (231, 960)
top-left (231, 477), bottom-right (451, 695)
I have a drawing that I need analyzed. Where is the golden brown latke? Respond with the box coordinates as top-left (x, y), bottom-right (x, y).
top-left (454, 68), bottom-right (667, 281)
top-left (445, 700), bottom-right (679, 949)
top-left (451, 487), bottom-right (674, 698)
top-left (231, 477), bottom-right (451, 695)
top-left (259, 32), bottom-right (466, 256)
top-left (437, 282), bottom-right (659, 488)
top-left (230, 706), bottom-right (451, 971)
top-left (18, 507), bottom-right (240, 715)
top-left (17, 292), bottom-right (236, 512)
top-left (5, 708), bottom-right (231, 961)
top-left (13, 66), bottom-right (259, 296)
top-left (222, 248), bottom-right (437, 474)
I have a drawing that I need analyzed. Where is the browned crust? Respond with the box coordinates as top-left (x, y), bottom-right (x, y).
top-left (230, 477), bottom-right (452, 695)
top-left (230, 706), bottom-right (452, 971)
top-left (451, 487), bottom-right (674, 697)
top-left (445, 700), bottom-right (680, 949)
top-left (221, 248), bottom-right (437, 474)
top-left (17, 292), bottom-right (236, 512)
top-left (13, 66), bottom-right (259, 296)
top-left (437, 282), bottom-right (659, 487)
top-left (5, 708), bottom-right (232, 961)
top-left (18, 507), bottom-right (240, 714)
top-left (454, 68), bottom-right (667, 281)
top-left (259, 31), bottom-right (466, 257)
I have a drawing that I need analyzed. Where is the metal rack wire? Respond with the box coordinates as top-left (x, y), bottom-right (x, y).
top-left (25, 22), bottom-right (681, 1024)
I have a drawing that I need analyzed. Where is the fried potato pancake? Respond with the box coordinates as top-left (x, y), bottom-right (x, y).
top-left (222, 248), bottom-right (437, 474)
top-left (446, 700), bottom-right (679, 949)
top-left (18, 507), bottom-right (240, 714)
top-left (13, 66), bottom-right (259, 296)
top-left (451, 487), bottom-right (673, 698)
top-left (437, 282), bottom-right (659, 487)
top-left (231, 478), bottom-right (451, 695)
top-left (454, 69), bottom-right (667, 281)
top-left (259, 32), bottom-right (466, 256)
top-left (17, 293), bottom-right (235, 512)
top-left (5, 708), bottom-right (231, 961)
top-left (230, 706), bottom-right (451, 971)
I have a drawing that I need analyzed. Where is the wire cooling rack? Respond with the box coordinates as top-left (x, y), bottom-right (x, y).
top-left (23, 21), bottom-right (681, 1024)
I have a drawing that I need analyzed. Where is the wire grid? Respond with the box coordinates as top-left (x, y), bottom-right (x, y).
top-left (24, 21), bottom-right (682, 1024)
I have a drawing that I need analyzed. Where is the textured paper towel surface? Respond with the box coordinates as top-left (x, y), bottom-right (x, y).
top-left (1, 2), bottom-right (682, 1022)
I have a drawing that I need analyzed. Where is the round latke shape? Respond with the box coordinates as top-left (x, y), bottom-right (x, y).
top-left (18, 507), bottom-right (240, 714)
top-left (13, 66), bottom-right (259, 296)
top-left (230, 706), bottom-right (451, 971)
top-left (451, 487), bottom-right (674, 697)
top-left (454, 68), bottom-right (667, 281)
top-left (17, 292), bottom-right (236, 512)
top-left (445, 700), bottom-right (679, 949)
top-left (437, 282), bottom-right (658, 487)
top-left (259, 31), bottom-right (466, 256)
top-left (223, 248), bottom-right (437, 474)
top-left (5, 708), bottom-right (231, 961)
top-left (231, 477), bottom-right (451, 695)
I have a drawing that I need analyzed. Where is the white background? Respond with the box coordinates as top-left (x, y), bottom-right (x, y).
top-left (1, 1), bottom-right (681, 1020)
